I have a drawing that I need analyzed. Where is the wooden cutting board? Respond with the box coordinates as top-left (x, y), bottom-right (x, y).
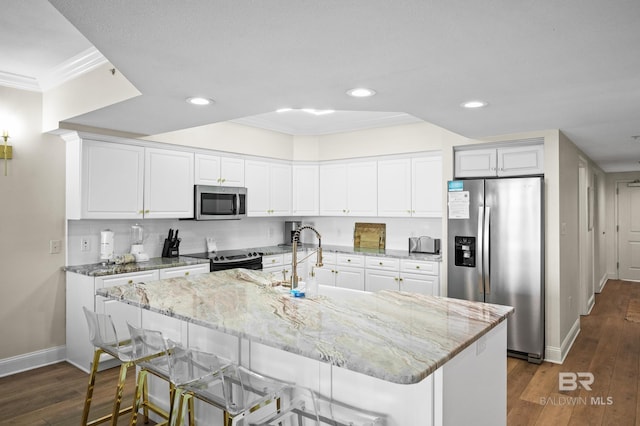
top-left (354, 222), bottom-right (386, 249)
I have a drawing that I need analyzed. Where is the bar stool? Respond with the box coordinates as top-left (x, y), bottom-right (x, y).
top-left (161, 341), bottom-right (295, 426)
top-left (81, 307), bottom-right (167, 426)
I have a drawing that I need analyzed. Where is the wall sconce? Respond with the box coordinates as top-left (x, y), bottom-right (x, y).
top-left (2, 129), bottom-right (12, 177)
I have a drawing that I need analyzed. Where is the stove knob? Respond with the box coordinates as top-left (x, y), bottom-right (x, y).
top-left (253, 252), bottom-right (258, 256)
top-left (247, 252), bottom-right (253, 257)
top-left (213, 256), bottom-right (219, 261)
top-left (219, 255), bottom-right (225, 260)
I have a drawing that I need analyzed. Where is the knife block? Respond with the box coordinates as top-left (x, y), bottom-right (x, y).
top-left (162, 238), bottom-right (179, 258)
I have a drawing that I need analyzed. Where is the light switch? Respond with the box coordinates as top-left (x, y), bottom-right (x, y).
top-left (50, 239), bottom-right (61, 254)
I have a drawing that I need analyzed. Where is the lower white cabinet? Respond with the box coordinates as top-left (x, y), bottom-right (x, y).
top-left (262, 251), bottom-right (307, 284)
top-left (365, 256), bottom-right (440, 296)
top-left (66, 264), bottom-right (208, 373)
top-left (317, 252), bottom-right (365, 291)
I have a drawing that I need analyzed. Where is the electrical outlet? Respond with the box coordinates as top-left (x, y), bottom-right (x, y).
top-left (49, 239), bottom-right (61, 254)
top-left (81, 237), bottom-right (90, 252)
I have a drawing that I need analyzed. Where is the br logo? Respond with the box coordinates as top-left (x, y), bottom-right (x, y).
top-left (559, 372), bottom-right (594, 391)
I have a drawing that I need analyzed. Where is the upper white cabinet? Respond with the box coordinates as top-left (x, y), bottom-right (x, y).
top-left (67, 137), bottom-right (194, 220)
top-left (378, 155), bottom-right (442, 217)
top-left (292, 164), bottom-right (319, 216)
top-left (194, 154), bottom-right (244, 186)
top-left (245, 160), bottom-right (292, 216)
top-left (455, 144), bottom-right (544, 178)
top-left (319, 161), bottom-right (377, 216)
top-left (144, 148), bottom-right (194, 219)
top-left (71, 139), bottom-right (145, 219)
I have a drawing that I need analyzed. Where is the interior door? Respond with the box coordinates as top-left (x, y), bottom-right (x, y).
top-left (618, 183), bottom-right (640, 281)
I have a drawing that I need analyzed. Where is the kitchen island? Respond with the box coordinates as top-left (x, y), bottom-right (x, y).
top-left (98, 269), bottom-right (513, 425)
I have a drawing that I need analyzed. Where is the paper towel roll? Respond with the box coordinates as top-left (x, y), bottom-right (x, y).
top-left (100, 229), bottom-right (114, 261)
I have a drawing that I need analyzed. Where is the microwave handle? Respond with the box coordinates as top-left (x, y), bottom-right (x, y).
top-left (235, 193), bottom-right (240, 215)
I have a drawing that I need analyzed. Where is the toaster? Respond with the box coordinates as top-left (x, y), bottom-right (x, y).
top-left (409, 236), bottom-right (440, 254)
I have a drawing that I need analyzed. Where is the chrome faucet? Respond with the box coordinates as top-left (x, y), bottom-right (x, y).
top-left (291, 225), bottom-right (323, 289)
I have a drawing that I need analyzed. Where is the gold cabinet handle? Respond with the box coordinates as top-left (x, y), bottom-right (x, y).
top-left (394, 277), bottom-right (399, 281)
top-left (145, 210), bottom-right (150, 214)
top-left (399, 278), bottom-right (404, 282)
top-left (128, 280), bottom-right (133, 284)
top-left (379, 261), bottom-right (383, 266)
top-left (347, 259), bottom-right (351, 262)
top-left (416, 266), bottom-right (421, 269)
top-left (185, 271), bottom-right (189, 276)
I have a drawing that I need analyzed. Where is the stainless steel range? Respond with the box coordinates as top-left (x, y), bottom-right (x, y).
top-left (183, 249), bottom-right (262, 272)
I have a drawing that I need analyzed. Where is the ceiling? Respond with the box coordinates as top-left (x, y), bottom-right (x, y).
top-left (2, 1), bottom-right (640, 172)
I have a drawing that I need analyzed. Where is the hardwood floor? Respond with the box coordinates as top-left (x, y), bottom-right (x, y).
top-left (508, 279), bottom-right (640, 426)
top-left (1, 279), bottom-right (638, 425)
top-left (0, 361), bottom-right (144, 426)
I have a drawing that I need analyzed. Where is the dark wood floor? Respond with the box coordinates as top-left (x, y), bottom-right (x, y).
top-left (508, 279), bottom-right (640, 426)
top-left (1, 279), bottom-right (638, 425)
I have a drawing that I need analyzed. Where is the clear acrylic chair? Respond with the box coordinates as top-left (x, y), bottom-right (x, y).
top-left (166, 344), bottom-right (293, 426)
top-left (81, 306), bottom-right (171, 426)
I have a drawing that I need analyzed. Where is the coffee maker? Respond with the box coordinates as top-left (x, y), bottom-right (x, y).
top-left (284, 221), bottom-right (302, 245)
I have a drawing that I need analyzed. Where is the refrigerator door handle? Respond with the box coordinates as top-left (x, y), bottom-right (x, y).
top-left (477, 205), bottom-right (484, 295)
top-left (484, 206), bottom-right (491, 294)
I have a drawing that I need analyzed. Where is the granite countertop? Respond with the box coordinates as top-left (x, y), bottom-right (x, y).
top-left (250, 244), bottom-right (442, 261)
top-left (64, 256), bottom-right (210, 277)
top-left (97, 269), bottom-right (512, 385)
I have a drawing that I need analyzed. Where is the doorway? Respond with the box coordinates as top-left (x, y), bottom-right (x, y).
top-left (617, 181), bottom-right (640, 281)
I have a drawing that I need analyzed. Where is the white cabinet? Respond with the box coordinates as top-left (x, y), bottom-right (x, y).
top-left (455, 144), bottom-right (544, 178)
top-left (159, 263), bottom-right (210, 279)
top-left (262, 251), bottom-right (306, 283)
top-left (245, 160), bottom-right (292, 216)
top-left (144, 148), bottom-right (194, 219)
top-left (377, 155), bottom-right (442, 217)
top-left (195, 154), bottom-right (244, 186)
top-left (66, 136), bottom-right (194, 219)
top-left (319, 161), bottom-right (377, 216)
top-left (68, 138), bottom-right (145, 219)
top-left (317, 252), bottom-right (365, 291)
top-left (292, 164), bottom-right (319, 216)
top-left (365, 256), bottom-right (440, 296)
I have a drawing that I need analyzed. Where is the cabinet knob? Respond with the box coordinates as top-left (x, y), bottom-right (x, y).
top-left (145, 210), bottom-right (150, 214)
top-left (416, 266), bottom-right (420, 269)
top-left (347, 259), bottom-right (351, 262)
top-left (272, 259), bottom-right (276, 263)
top-left (221, 178), bottom-right (226, 183)
top-left (128, 280), bottom-right (133, 284)
top-left (394, 277), bottom-right (399, 281)
top-left (138, 210), bottom-right (144, 215)
top-left (185, 272), bottom-right (189, 276)
top-left (379, 262), bottom-right (383, 266)
top-left (399, 278), bottom-right (404, 282)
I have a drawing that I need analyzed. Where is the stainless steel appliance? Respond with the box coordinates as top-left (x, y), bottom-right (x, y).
top-left (408, 236), bottom-right (440, 254)
top-left (183, 249), bottom-right (262, 272)
top-left (284, 221), bottom-right (302, 245)
top-left (447, 177), bottom-right (544, 363)
top-left (194, 185), bottom-right (246, 220)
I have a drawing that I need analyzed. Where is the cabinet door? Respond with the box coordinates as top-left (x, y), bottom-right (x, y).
top-left (412, 155), bottom-right (443, 217)
top-left (194, 153), bottom-right (222, 186)
top-left (315, 265), bottom-right (336, 287)
top-left (454, 149), bottom-right (497, 178)
top-left (497, 145), bottom-right (544, 176)
top-left (245, 160), bottom-right (271, 216)
top-left (365, 269), bottom-right (399, 292)
top-left (335, 266), bottom-right (365, 291)
top-left (347, 161), bottom-right (377, 216)
top-left (319, 163), bottom-right (348, 215)
top-left (400, 273), bottom-right (439, 296)
top-left (292, 164), bottom-right (319, 216)
top-left (81, 140), bottom-right (145, 219)
top-left (220, 157), bottom-right (245, 186)
top-left (96, 296), bottom-right (141, 341)
top-left (378, 158), bottom-right (412, 217)
top-left (269, 163), bottom-right (292, 216)
top-left (144, 148), bottom-right (194, 219)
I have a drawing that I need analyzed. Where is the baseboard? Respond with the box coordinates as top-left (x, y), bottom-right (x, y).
top-left (545, 317), bottom-right (581, 364)
top-left (597, 275), bottom-right (608, 293)
top-left (586, 294), bottom-right (595, 314)
top-left (0, 345), bottom-right (66, 378)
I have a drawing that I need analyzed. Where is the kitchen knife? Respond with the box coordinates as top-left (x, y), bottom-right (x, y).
top-left (173, 230), bottom-right (179, 245)
top-left (167, 229), bottom-right (174, 241)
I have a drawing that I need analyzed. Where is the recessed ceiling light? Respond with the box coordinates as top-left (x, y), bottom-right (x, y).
top-left (346, 88), bottom-right (376, 98)
top-left (461, 100), bottom-right (488, 109)
top-left (186, 97), bottom-right (214, 106)
top-left (301, 108), bottom-right (335, 116)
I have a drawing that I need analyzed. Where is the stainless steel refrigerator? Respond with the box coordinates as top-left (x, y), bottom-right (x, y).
top-left (447, 177), bottom-right (544, 363)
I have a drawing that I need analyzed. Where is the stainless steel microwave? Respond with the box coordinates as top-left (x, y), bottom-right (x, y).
top-left (194, 185), bottom-right (247, 220)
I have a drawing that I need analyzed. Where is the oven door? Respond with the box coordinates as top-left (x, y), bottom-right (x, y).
top-left (210, 256), bottom-right (263, 272)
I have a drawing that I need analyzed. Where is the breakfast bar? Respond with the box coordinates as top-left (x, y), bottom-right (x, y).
top-left (97, 269), bottom-right (513, 425)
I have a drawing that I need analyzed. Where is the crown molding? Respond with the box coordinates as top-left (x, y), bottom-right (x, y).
top-left (0, 47), bottom-right (107, 93)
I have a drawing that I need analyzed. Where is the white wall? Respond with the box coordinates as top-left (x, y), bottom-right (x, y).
top-left (0, 87), bottom-right (67, 361)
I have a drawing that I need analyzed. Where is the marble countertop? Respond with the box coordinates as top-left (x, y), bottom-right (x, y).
top-left (64, 256), bottom-right (210, 277)
top-left (97, 269), bottom-right (512, 385)
top-left (233, 244), bottom-right (442, 262)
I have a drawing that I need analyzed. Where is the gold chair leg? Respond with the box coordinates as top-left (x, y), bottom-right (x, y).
top-left (130, 369), bottom-right (149, 426)
top-left (111, 361), bottom-right (132, 426)
top-left (188, 394), bottom-right (195, 426)
top-left (82, 349), bottom-right (103, 425)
